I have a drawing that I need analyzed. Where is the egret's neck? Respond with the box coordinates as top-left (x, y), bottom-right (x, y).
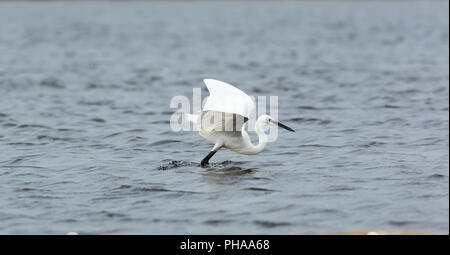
top-left (246, 116), bottom-right (268, 154)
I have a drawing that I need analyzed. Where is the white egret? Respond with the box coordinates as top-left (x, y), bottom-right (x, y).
top-left (186, 79), bottom-right (295, 167)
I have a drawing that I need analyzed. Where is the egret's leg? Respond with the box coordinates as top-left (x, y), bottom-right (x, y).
top-left (201, 151), bottom-right (217, 167)
top-left (201, 142), bottom-right (223, 167)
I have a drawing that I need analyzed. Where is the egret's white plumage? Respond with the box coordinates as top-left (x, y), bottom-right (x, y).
top-left (202, 78), bottom-right (254, 119)
top-left (188, 79), bottom-right (294, 166)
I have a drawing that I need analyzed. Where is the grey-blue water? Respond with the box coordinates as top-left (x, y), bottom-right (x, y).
top-left (0, 1), bottom-right (448, 234)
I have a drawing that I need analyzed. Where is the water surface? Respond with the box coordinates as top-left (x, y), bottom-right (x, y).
top-left (0, 1), bottom-right (448, 234)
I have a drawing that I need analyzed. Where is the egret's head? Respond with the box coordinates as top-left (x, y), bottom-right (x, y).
top-left (260, 115), bottom-right (295, 132)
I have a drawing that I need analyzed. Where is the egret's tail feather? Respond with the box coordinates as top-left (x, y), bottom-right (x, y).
top-left (184, 113), bottom-right (199, 124)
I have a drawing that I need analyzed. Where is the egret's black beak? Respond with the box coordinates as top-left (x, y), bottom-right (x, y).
top-left (276, 121), bottom-right (295, 132)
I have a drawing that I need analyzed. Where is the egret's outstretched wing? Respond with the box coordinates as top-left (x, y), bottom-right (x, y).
top-left (203, 79), bottom-right (254, 119)
top-left (199, 111), bottom-right (248, 135)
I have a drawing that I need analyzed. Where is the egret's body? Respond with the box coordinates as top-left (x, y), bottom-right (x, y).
top-left (187, 79), bottom-right (294, 166)
top-left (190, 112), bottom-right (269, 154)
